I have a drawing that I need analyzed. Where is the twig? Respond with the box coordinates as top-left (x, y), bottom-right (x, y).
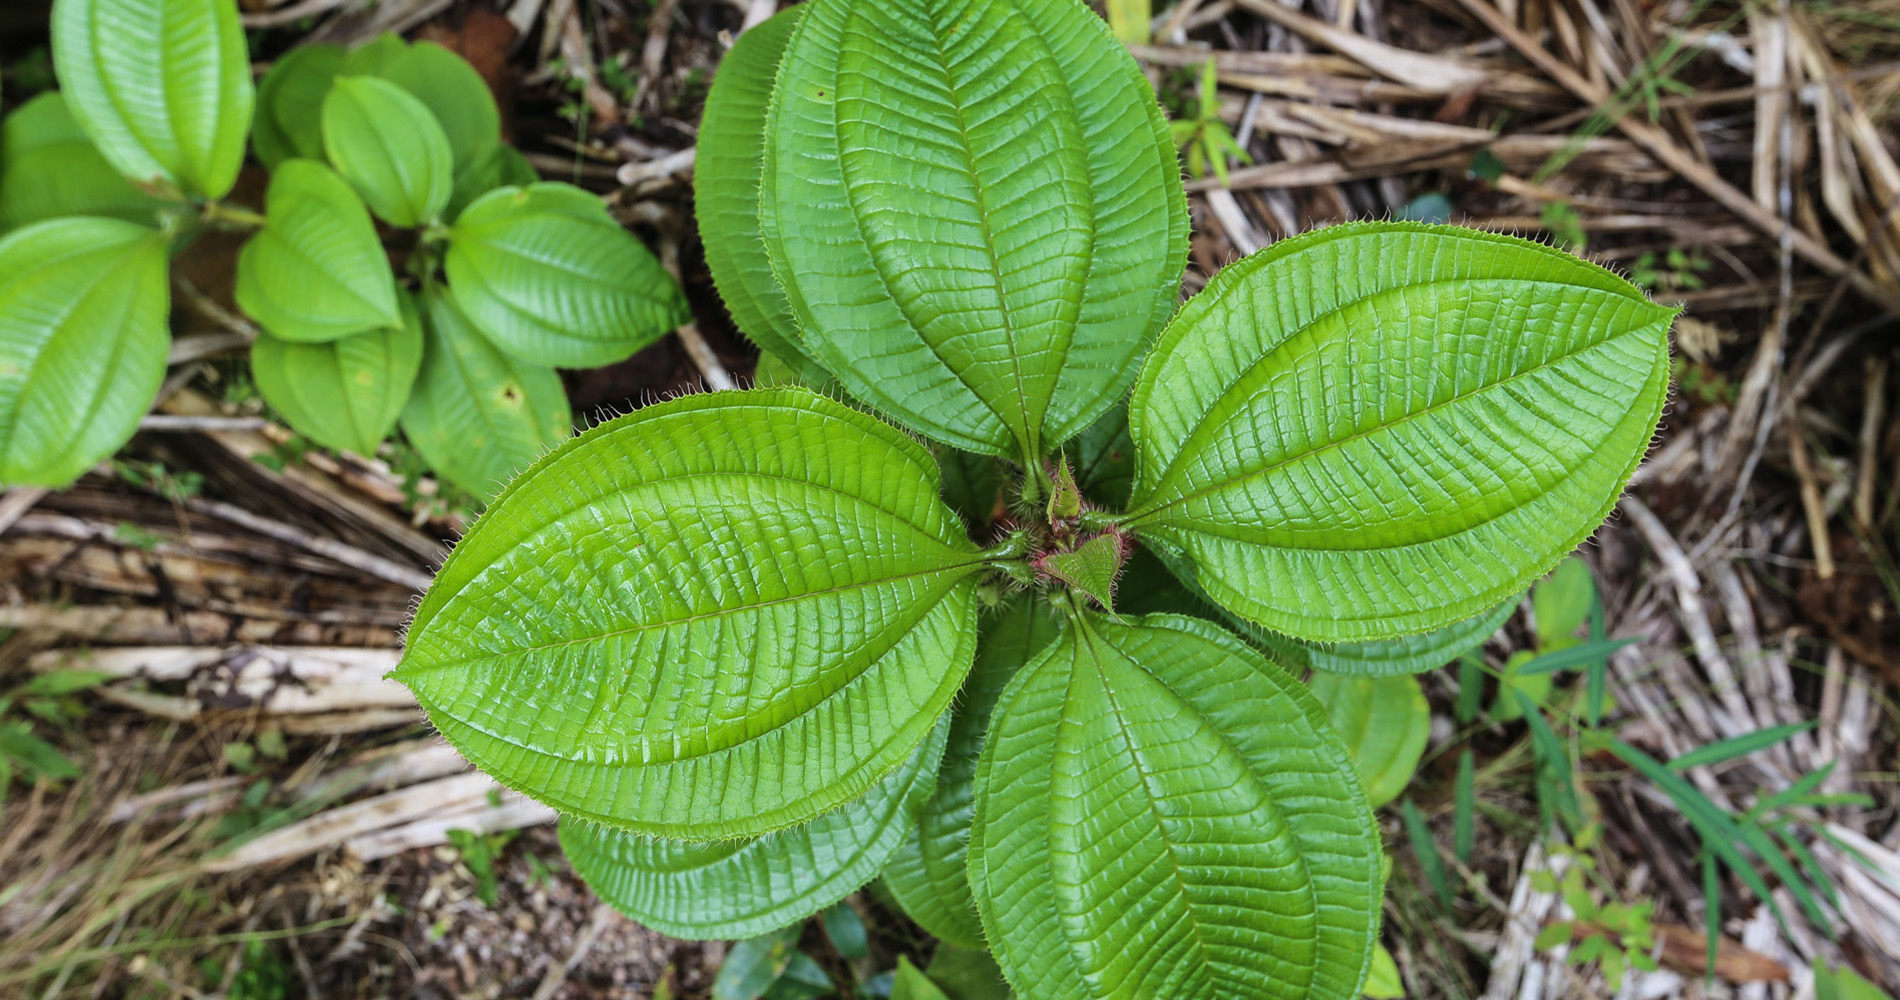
top-left (658, 240), bottom-right (737, 391)
top-left (742, 0), bottom-right (778, 32)
top-left (183, 496), bottom-right (433, 591)
top-left (616, 147), bottom-right (695, 187)
top-left (531, 904), bottom-right (620, 1000)
top-left (1451, 0), bottom-right (1900, 316)
top-left (171, 275), bottom-right (258, 341)
top-left (1855, 357), bottom-right (1887, 528)
top-left (137, 415), bottom-right (270, 433)
top-left (1786, 429), bottom-right (1835, 580)
top-left (240, 0), bottom-right (358, 29)
top-left (0, 487), bottom-right (48, 536)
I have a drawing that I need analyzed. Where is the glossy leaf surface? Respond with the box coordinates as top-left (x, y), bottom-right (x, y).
top-left (885, 595), bottom-right (1060, 948)
top-left (321, 75), bottom-right (454, 227)
top-left (445, 183), bottom-right (688, 367)
top-left (251, 293), bottom-right (422, 456)
top-left (252, 43), bottom-right (345, 169)
top-left (235, 160), bottom-right (402, 343)
top-left (972, 613), bottom-right (1380, 1000)
top-left (398, 288), bottom-right (568, 502)
top-left (761, 0), bottom-right (1187, 460)
top-left (1127, 223), bottom-right (1674, 642)
top-left (0, 218), bottom-right (169, 486)
top-left (380, 41), bottom-right (502, 173)
top-left (51, 0), bottom-right (253, 199)
top-left (696, 6), bottom-right (816, 375)
top-left (1306, 671), bottom-right (1430, 809)
top-left (395, 388), bottom-right (986, 838)
top-left (0, 93), bottom-right (165, 230)
top-left (560, 716), bottom-right (947, 940)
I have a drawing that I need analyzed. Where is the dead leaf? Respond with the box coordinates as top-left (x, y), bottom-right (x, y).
top-left (1652, 923), bottom-right (1791, 983)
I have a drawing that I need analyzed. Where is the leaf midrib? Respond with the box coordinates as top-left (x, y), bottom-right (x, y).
top-left (406, 548), bottom-right (982, 672)
top-left (1130, 296), bottom-right (1660, 527)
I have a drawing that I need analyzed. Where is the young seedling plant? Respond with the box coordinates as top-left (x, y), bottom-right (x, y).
top-left (391, 1), bottom-right (1677, 998)
top-left (0, 0), bottom-right (689, 500)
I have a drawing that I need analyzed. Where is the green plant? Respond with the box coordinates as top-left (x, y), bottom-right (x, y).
top-left (1629, 247), bottom-right (1711, 293)
top-left (1169, 59), bottom-right (1253, 186)
top-left (0, 0), bottom-right (689, 498)
top-left (0, 667), bottom-right (110, 812)
top-left (391, 3), bottom-right (1675, 999)
top-left (1531, 848), bottom-right (1660, 990)
top-left (444, 827), bottom-right (518, 907)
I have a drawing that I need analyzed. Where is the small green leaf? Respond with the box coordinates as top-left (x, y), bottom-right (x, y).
top-left (1401, 799), bottom-right (1452, 906)
top-left (1666, 722), bottom-right (1814, 773)
top-left (322, 75), bottom-right (455, 227)
top-left (713, 927), bottom-right (800, 1000)
top-left (1046, 456), bottom-right (1083, 521)
top-left (252, 292), bottom-right (423, 456)
top-left (893, 957), bottom-right (952, 1000)
top-left (695, 6), bottom-right (819, 376)
top-left (394, 388), bottom-right (986, 838)
top-left (884, 594), bottom-right (1061, 948)
top-left (762, 0), bottom-right (1187, 461)
top-left (13, 668), bottom-right (113, 698)
top-left (1363, 944), bottom-right (1404, 999)
top-left (926, 946), bottom-right (1012, 1000)
top-left (252, 43), bottom-right (346, 169)
top-left (560, 716), bottom-right (947, 940)
top-left (1533, 557), bottom-right (1594, 644)
top-left (1533, 922), bottom-right (1574, 951)
top-left (1814, 960), bottom-right (1897, 1000)
top-left (340, 33), bottom-right (408, 76)
top-left (446, 183), bottom-right (689, 367)
top-left (51, 0), bottom-right (253, 199)
top-left (236, 159), bottom-right (403, 343)
top-left (1126, 223), bottom-right (1675, 642)
top-left (972, 613), bottom-right (1380, 1000)
top-left (447, 144), bottom-right (538, 221)
top-left (0, 218), bottom-right (169, 487)
top-left (1037, 533), bottom-right (1127, 613)
top-left (1513, 637), bottom-right (1641, 676)
top-left (1453, 749), bottom-right (1476, 861)
top-left (0, 721), bottom-right (81, 781)
top-left (1307, 671), bottom-right (1430, 809)
top-left (378, 41), bottom-right (502, 173)
top-left (819, 902), bottom-right (868, 960)
top-left (397, 287), bottom-right (570, 502)
top-left (0, 93), bottom-right (165, 230)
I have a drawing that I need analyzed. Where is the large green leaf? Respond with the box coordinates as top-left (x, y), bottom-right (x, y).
top-left (0, 218), bottom-right (169, 487)
top-left (445, 183), bottom-right (688, 368)
top-left (251, 292), bottom-right (423, 457)
top-left (1306, 672), bottom-right (1430, 809)
top-left (1125, 223), bottom-right (1674, 642)
top-left (0, 93), bottom-right (166, 230)
top-left (696, 6), bottom-right (818, 376)
top-left (1266, 598), bottom-right (1516, 678)
top-left (321, 75), bottom-right (454, 227)
top-left (560, 715), bottom-right (948, 940)
top-left (235, 159), bottom-right (402, 343)
top-left (397, 286), bottom-right (570, 502)
top-left (393, 388), bottom-right (987, 839)
top-left (761, 0), bottom-right (1187, 462)
top-left (252, 43), bottom-right (346, 170)
top-left (51, 0), bottom-right (253, 199)
top-left (885, 594), bottom-right (1060, 948)
top-left (971, 613), bottom-right (1381, 1000)
top-left (380, 41), bottom-right (502, 174)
